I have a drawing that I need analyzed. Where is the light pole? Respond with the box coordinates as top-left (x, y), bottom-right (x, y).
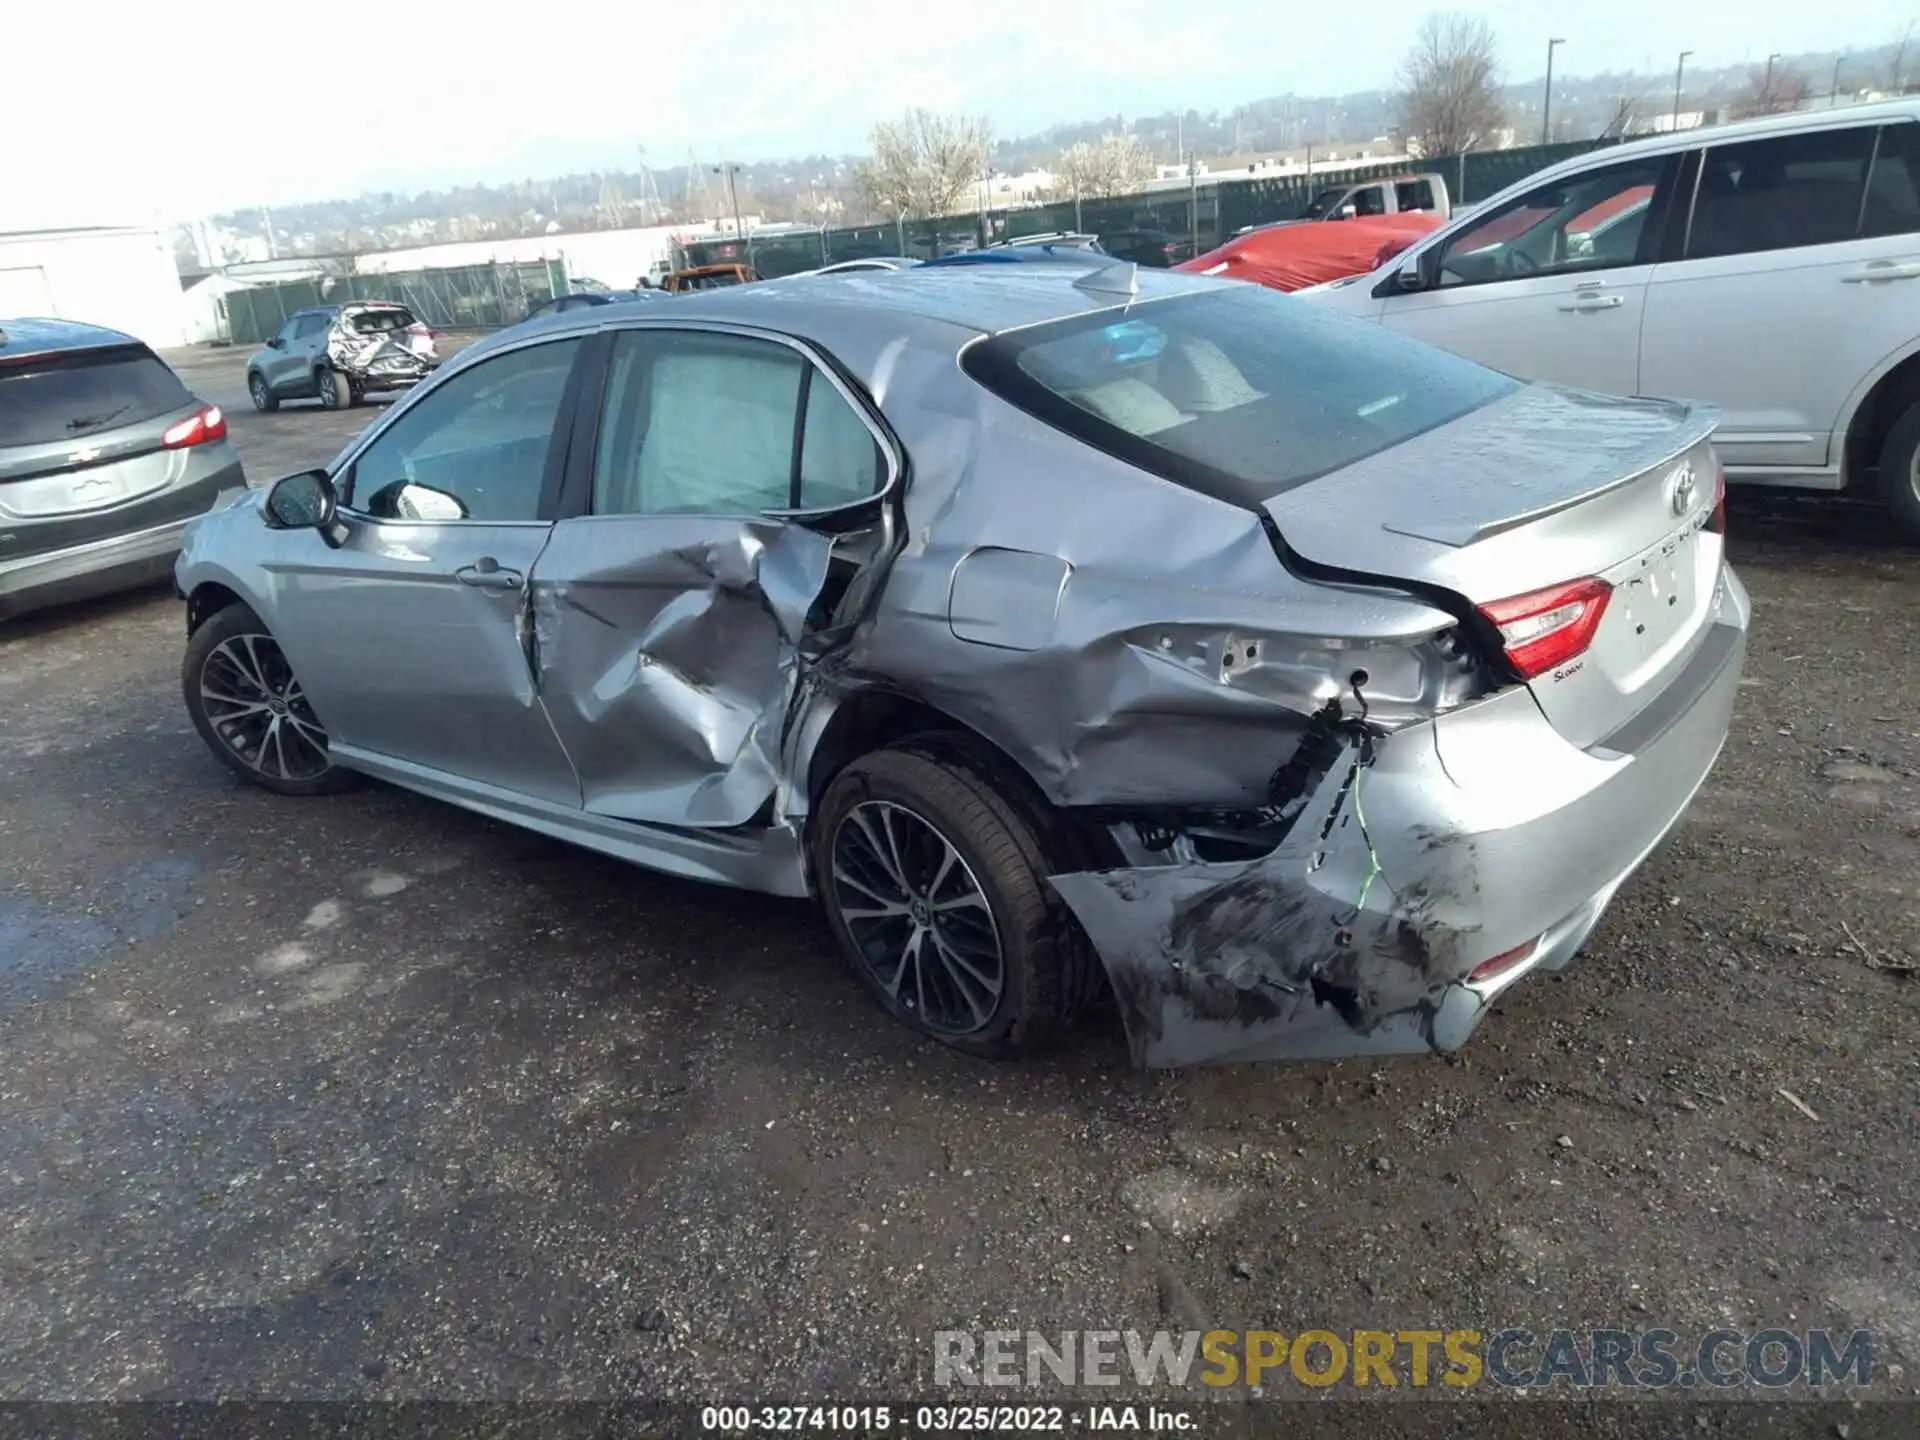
top-left (712, 162), bottom-right (746, 261)
top-left (1830, 54), bottom-right (1844, 108)
top-left (1764, 52), bottom-right (1781, 110)
top-left (1542, 38), bottom-right (1565, 145)
top-left (1673, 50), bottom-right (1693, 130)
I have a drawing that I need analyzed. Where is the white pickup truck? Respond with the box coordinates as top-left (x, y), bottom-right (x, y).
top-left (1237, 172), bottom-right (1453, 237)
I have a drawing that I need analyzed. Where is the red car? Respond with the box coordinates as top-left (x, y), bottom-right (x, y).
top-left (1175, 211), bottom-right (1443, 293)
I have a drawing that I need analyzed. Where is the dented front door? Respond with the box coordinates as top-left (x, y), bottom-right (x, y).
top-left (527, 515), bottom-right (833, 828)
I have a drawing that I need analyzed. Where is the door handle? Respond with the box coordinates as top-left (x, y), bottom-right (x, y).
top-left (455, 558), bottom-right (523, 591)
top-left (1558, 294), bottom-right (1624, 311)
top-left (1842, 261), bottom-right (1920, 283)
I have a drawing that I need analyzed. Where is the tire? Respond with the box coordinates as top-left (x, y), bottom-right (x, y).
top-left (813, 746), bottom-right (1096, 1059)
top-left (247, 371), bottom-right (278, 413)
top-left (1877, 399), bottom-right (1920, 542)
top-left (182, 603), bottom-right (356, 796)
top-left (317, 366), bottom-right (354, 410)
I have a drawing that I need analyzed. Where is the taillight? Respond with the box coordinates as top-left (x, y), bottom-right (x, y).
top-left (1706, 460), bottom-right (1727, 535)
top-left (1468, 938), bottom-right (1540, 986)
top-left (161, 405), bottom-right (226, 449)
top-left (1477, 577), bottom-right (1611, 680)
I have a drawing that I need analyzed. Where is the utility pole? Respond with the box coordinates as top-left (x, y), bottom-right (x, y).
top-left (713, 162), bottom-right (746, 257)
top-left (1542, 38), bottom-right (1565, 145)
top-left (1764, 52), bottom-right (1781, 110)
top-left (1673, 50), bottom-right (1694, 130)
top-left (1830, 55), bottom-right (1845, 107)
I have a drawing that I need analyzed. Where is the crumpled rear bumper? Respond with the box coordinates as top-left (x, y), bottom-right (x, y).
top-left (1048, 569), bottom-right (1750, 1067)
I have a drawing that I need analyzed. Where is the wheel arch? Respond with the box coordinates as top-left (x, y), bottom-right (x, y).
top-left (182, 566), bottom-right (270, 636)
top-left (795, 687), bottom-right (1122, 875)
top-left (1839, 340), bottom-right (1920, 486)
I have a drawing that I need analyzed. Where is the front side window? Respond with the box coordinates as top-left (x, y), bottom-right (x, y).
top-left (1434, 156), bottom-right (1669, 286)
top-left (962, 287), bottom-right (1519, 507)
top-left (1350, 186), bottom-right (1388, 217)
top-left (1687, 126), bottom-right (1876, 259)
top-left (590, 330), bottom-right (885, 516)
top-left (346, 338), bottom-right (581, 522)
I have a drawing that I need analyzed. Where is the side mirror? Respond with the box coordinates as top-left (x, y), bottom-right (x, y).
top-left (268, 337), bottom-right (287, 350)
top-left (1335, 204), bottom-right (1358, 221)
top-left (263, 469), bottom-right (338, 532)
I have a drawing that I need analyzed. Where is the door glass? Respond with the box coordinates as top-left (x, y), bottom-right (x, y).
top-left (1863, 122), bottom-right (1920, 239)
top-left (1687, 126), bottom-right (1874, 259)
top-left (1350, 186), bottom-right (1387, 217)
top-left (799, 376), bottom-right (885, 508)
top-left (1435, 157), bottom-right (1667, 287)
top-left (274, 318), bottom-right (302, 346)
top-left (591, 331), bottom-right (805, 515)
top-left (294, 313), bottom-right (330, 340)
top-left (347, 338), bottom-right (582, 522)
top-left (1395, 179), bottom-right (1436, 211)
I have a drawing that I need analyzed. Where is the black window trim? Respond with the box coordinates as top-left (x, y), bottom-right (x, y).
top-left (1680, 119), bottom-right (1885, 262)
top-left (1420, 150), bottom-right (1683, 293)
top-left (552, 319), bottom-right (904, 525)
top-left (332, 331), bottom-right (596, 525)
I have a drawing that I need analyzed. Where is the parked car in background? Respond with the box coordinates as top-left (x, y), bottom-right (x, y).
top-left (1100, 229), bottom-right (1198, 267)
top-left (662, 264), bottom-right (758, 293)
top-left (246, 303), bottom-right (438, 412)
top-left (921, 239), bottom-right (1111, 268)
top-left (1, 319), bottom-right (243, 620)
top-left (1236, 172), bottom-right (1453, 237)
top-left (994, 231), bottom-right (1103, 251)
top-left (522, 289), bottom-right (665, 322)
top-left (174, 268), bottom-right (1745, 1068)
top-left (805, 256), bottom-right (923, 275)
top-left (1179, 212), bottom-right (1442, 292)
top-left (1298, 98), bottom-right (1920, 536)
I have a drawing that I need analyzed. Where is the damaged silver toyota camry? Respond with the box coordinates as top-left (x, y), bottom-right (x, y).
top-left (174, 264), bottom-right (1748, 1066)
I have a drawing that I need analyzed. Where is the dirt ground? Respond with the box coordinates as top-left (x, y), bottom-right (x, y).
top-left (0, 342), bottom-right (1915, 1431)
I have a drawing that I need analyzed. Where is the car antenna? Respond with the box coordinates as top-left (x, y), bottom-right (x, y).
top-left (1071, 260), bottom-right (1139, 303)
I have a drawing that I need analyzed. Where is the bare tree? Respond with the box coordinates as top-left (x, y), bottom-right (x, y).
top-left (1598, 95), bottom-right (1641, 139)
top-left (1731, 63), bottom-right (1814, 119)
top-left (853, 110), bottom-right (993, 221)
top-left (1055, 133), bottom-right (1157, 200)
top-left (1395, 12), bottom-right (1506, 158)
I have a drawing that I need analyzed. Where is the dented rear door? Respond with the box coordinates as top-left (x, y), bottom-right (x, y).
top-left (527, 325), bottom-right (888, 829)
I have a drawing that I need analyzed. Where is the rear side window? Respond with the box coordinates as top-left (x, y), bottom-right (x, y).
top-left (1687, 126), bottom-right (1876, 259)
top-left (0, 346), bottom-right (192, 448)
top-left (1864, 122), bottom-right (1920, 238)
top-left (293, 313), bottom-right (331, 339)
top-left (962, 287), bottom-right (1520, 507)
top-left (1396, 179), bottom-right (1436, 211)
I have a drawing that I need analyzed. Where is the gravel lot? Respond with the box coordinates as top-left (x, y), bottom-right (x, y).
top-left (1, 343), bottom-right (1915, 1430)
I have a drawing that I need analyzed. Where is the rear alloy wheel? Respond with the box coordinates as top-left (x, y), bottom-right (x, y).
top-left (247, 371), bottom-right (278, 413)
top-left (814, 747), bottom-right (1092, 1059)
top-left (1878, 399), bottom-right (1920, 542)
top-left (317, 366), bottom-right (354, 410)
top-left (183, 604), bottom-right (355, 796)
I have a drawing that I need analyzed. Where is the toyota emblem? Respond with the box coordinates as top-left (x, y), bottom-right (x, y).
top-left (1668, 463), bottom-right (1698, 517)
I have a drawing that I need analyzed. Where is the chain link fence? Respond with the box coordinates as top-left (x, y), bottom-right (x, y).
top-left (678, 138), bottom-right (1618, 280)
top-left (219, 260), bottom-right (568, 346)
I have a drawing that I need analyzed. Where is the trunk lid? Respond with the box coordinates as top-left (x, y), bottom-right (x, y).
top-left (1262, 383), bottom-right (1724, 750)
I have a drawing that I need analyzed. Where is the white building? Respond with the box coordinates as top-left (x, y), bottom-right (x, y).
top-left (0, 226), bottom-right (187, 347)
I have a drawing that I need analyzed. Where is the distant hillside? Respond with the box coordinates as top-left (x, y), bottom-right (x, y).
top-left (201, 39), bottom-right (1911, 261)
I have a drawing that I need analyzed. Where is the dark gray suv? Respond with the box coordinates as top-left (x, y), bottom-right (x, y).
top-left (245, 302), bottom-right (438, 412)
top-left (0, 319), bottom-right (245, 620)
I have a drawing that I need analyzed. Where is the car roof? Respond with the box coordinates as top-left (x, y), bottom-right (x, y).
top-left (0, 316), bottom-right (143, 358)
top-left (1528, 96), bottom-right (1920, 175)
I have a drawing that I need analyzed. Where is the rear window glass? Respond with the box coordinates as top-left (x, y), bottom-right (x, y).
top-left (961, 287), bottom-right (1519, 507)
top-left (0, 346), bottom-right (192, 448)
top-left (348, 308), bottom-right (415, 334)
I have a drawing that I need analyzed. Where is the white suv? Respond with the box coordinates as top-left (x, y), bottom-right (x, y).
top-left (1299, 99), bottom-right (1920, 537)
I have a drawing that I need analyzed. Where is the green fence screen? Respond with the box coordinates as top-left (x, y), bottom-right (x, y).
top-left (220, 260), bottom-right (567, 345)
top-left (679, 138), bottom-right (1618, 280)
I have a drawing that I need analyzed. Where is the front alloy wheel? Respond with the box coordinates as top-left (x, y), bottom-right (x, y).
top-left (182, 604), bottom-right (354, 796)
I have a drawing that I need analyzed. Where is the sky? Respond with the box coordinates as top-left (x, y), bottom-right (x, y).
top-left (5, 0), bottom-right (1915, 230)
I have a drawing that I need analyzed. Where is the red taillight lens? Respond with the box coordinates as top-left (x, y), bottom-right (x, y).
top-left (1477, 577), bottom-right (1612, 680)
top-left (161, 405), bottom-right (226, 449)
top-left (1706, 461), bottom-right (1727, 535)
top-left (1468, 938), bottom-right (1540, 986)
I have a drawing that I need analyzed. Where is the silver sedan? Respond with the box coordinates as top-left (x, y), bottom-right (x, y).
top-left (173, 262), bottom-right (1749, 1066)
